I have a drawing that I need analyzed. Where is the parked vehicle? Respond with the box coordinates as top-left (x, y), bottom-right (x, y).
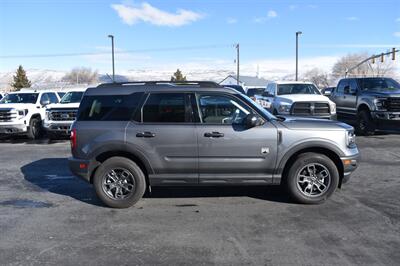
top-left (330, 77), bottom-right (400, 135)
top-left (260, 81), bottom-right (336, 119)
top-left (246, 87), bottom-right (265, 99)
top-left (321, 87), bottom-right (335, 96)
top-left (44, 88), bottom-right (86, 139)
top-left (224, 84), bottom-right (246, 94)
top-left (0, 90), bottom-right (60, 139)
top-left (69, 81), bottom-right (358, 208)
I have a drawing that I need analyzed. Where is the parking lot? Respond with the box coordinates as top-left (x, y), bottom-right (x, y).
top-left (0, 134), bottom-right (399, 265)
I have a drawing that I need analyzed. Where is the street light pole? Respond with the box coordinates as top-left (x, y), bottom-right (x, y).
top-left (295, 31), bottom-right (302, 81)
top-left (108, 35), bottom-right (115, 82)
top-left (236, 43), bottom-right (240, 85)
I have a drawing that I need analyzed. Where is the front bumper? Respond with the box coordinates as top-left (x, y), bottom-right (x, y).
top-left (340, 154), bottom-right (359, 184)
top-left (44, 120), bottom-right (73, 134)
top-left (0, 122), bottom-right (28, 134)
top-left (371, 111), bottom-right (400, 130)
top-left (69, 157), bottom-right (100, 183)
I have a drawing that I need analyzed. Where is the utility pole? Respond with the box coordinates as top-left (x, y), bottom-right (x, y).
top-left (295, 31), bottom-right (302, 81)
top-left (108, 35), bottom-right (115, 82)
top-left (236, 43), bottom-right (240, 85)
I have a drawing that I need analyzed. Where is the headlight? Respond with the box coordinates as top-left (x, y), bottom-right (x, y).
top-left (374, 98), bottom-right (387, 111)
top-left (278, 103), bottom-right (291, 114)
top-left (346, 130), bottom-right (356, 148)
top-left (16, 109), bottom-right (28, 118)
top-left (329, 102), bottom-right (336, 114)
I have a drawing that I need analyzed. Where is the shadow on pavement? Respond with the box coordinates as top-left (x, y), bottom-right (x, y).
top-left (21, 158), bottom-right (103, 207)
top-left (0, 135), bottom-right (69, 145)
top-left (21, 158), bottom-right (293, 207)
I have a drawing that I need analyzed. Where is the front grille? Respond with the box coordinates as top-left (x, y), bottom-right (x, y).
top-left (0, 108), bottom-right (16, 122)
top-left (49, 109), bottom-right (78, 121)
top-left (292, 102), bottom-right (330, 116)
top-left (386, 97), bottom-right (400, 112)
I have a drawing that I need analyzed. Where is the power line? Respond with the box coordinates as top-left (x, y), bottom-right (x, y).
top-left (0, 44), bottom-right (233, 59)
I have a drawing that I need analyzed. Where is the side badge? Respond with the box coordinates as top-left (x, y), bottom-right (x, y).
top-left (261, 147), bottom-right (270, 154)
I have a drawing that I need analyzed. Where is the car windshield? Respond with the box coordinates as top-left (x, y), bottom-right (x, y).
top-left (60, 91), bottom-right (84, 103)
top-left (0, 93), bottom-right (39, 104)
top-left (357, 78), bottom-right (400, 92)
top-left (277, 84), bottom-right (321, 95)
top-left (247, 88), bottom-right (264, 97)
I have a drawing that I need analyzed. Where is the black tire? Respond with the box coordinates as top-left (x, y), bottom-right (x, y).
top-left (286, 152), bottom-right (339, 204)
top-left (356, 110), bottom-right (375, 136)
top-left (27, 117), bottom-right (42, 140)
top-left (273, 109), bottom-right (278, 115)
top-left (93, 157), bottom-right (146, 208)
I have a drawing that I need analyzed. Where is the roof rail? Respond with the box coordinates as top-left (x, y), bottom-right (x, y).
top-left (96, 81), bottom-right (222, 88)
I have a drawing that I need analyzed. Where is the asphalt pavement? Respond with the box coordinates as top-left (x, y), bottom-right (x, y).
top-left (0, 134), bottom-right (399, 265)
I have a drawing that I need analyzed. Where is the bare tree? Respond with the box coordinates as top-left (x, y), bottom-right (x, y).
top-left (331, 52), bottom-right (397, 81)
top-left (62, 67), bottom-right (98, 85)
top-left (302, 68), bottom-right (330, 89)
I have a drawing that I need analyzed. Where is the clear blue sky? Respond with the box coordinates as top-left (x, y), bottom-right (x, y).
top-left (0, 0), bottom-right (399, 72)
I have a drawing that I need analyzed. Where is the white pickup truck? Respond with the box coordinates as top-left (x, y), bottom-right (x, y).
top-left (0, 90), bottom-right (60, 139)
top-left (44, 88), bottom-right (86, 139)
top-left (259, 81), bottom-right (337, 119)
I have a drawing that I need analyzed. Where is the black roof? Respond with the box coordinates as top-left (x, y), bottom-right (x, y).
top-left (86, 81), bottom-right (238, 96)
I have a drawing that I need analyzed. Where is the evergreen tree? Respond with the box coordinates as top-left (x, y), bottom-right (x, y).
top-left (11, 65), bottom-right (31, 91)
top-left (170, 69), bottom-right (186, 82)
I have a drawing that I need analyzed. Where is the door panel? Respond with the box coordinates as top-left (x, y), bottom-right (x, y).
top-left (125, 92), bottom-right (198, 185)
top-left (195, 93), bottom-right (277, 184)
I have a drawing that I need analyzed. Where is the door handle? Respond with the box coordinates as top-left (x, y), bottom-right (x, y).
top-left (204, 132), bottom-right (224, 138)
top-left (136, 131), bottom-right (156, 138)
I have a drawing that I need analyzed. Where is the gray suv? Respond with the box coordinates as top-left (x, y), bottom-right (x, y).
top-left (69, 81), bottom-right (359, 208)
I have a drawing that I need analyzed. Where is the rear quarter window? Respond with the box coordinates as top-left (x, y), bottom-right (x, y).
top-left (77, 92), bottom-right (144, 121)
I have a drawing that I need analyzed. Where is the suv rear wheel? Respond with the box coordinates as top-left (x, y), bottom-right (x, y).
top-left (93, 157), bottom-right (146, 208)
top-left (356, 110), bottom-right (375, 136)
top-left (286, 153), bottom-right (339, 204)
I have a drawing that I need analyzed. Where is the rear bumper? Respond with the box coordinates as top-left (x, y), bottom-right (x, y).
top-left (68, 157), bottom-right (99, 183)
top-left (340, 154), bottom-right (359, 184)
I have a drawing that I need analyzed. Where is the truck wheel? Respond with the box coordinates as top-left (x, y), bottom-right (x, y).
top-left (286, 153), bottom-right (339, 204)
top-left (356, 110), bottom-right (375, 136)
top-left (93, 157), bottom-right (146, 208)
top-left (27, 117), bottom-right (42, 140)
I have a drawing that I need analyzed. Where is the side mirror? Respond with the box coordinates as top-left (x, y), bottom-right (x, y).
top-left (41, 99), bottom-right (50, 106)
top-left (245, 114), bottom-right (262, 128)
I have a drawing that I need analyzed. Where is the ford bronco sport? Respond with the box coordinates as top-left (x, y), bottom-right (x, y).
top-left (69, 81), bottom-right (359, 208)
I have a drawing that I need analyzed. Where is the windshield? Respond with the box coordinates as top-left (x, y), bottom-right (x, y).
top-left (358, 78), bottom-right (400, 92)
top-left (247, 88), bottom-right (264, 97)
top-left (0, 93), bottom-right (39, 104)
top-left (60, 91), bottom-right (84, 103)
top-left (277, 84), bottom-right (321, 95)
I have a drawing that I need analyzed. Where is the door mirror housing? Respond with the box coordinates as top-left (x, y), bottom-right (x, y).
top-left (41, 99), bottom-right (50, 106)
top-left (245, 114), bottom-right (263, 128)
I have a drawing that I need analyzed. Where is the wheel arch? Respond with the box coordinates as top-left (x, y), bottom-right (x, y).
top-left (89, 149), bottom-right (153, 187)
top-left (277, 145), bottom-right (344, 187)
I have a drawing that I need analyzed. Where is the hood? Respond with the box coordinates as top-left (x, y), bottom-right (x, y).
top-left (361, 89), bottom-right (400, 98)
top-left (277, 116), bottom-right (353, 131)
top-left (0, 103), bottom-right (37, 110)
top-left (276, 94), bottom-right (332, 104)
top-left (46, 102), bottom-right (80, 109)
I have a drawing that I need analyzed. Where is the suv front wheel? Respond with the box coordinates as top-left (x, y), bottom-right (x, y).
top-left (286, 153), bottom-right (339, 204)
top-left (93, 157), bottom-right (146, 208)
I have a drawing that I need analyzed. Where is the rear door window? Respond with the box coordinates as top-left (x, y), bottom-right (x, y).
top-left (77, 92), bottom-right (144, 121)
top-left (142, 93), bottom-right (188, 123)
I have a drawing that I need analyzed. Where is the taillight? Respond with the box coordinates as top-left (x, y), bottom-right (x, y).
top-left (70, 128), bottom-right (76, 150)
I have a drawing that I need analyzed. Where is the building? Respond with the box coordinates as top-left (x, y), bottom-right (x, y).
top-left (219, 75), bottom-right (269, 89)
